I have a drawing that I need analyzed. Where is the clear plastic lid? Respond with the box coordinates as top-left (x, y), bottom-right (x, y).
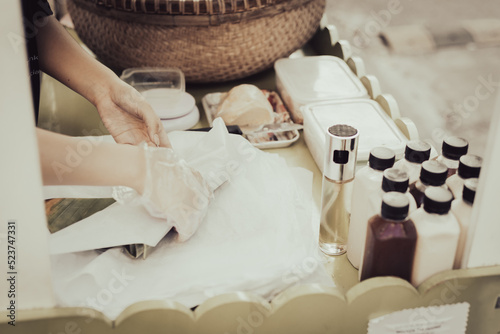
top-left (121, 67), bottom-right (193, 119)
top-left (274, 56), bottom-right (368, 103)
top-left (120, 67), bottom-right (185, 93)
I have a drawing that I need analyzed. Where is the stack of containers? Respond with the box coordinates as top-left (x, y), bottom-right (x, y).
top-left (274, 55), bottom-right (415, 172)
top-left (120, 67), bottom-right (200, 133)
top-left (275, 53), bottom-right (483, 286)
top-left (358, 137), bottom-right (483, 286)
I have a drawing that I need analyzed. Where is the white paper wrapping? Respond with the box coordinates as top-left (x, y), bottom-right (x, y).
top-left (47, 119), bottom-right (333, 319)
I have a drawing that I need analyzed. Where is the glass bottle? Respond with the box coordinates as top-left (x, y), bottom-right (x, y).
top-left (451, 178), bottom-right (478, 269)
top-left (436, 136), bottom-right (469, 177)
top-left (446, 154), bottom-right (482, 199)
top-left (393, 140), bottom-right (431, 185)
top-left (409, 160), bottom-right (448, 207)
top-left (319, 124), bottom-right (359, 256)
top-left (360, 192), bottom-right (417, 282)
top-left (410, 187), bottom-right (460, 286)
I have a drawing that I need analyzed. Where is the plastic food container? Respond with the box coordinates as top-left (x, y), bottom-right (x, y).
top-left (274, 56), bottom-right (369, 123)
top-left (201, 90), bottom-right (300, 149)
top-left (120, 67), bottom-right (199, 132)
top-left (303, 99), bottom-right (410, 172)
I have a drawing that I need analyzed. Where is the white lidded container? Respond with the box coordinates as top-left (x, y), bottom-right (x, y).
top-left (410, 187), bottom-right (460, 287)
top-left (274, 56), bottom-right (369, 123)
top-left (121, 67), bottom-right (200, 132)
top-left (451, 178), bottom-right (478, 269)
top-left (303, 99), bottom-right (410, 172)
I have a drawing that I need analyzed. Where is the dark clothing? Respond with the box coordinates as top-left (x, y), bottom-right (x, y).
top-left (20, 0), bottom-right (53, 124)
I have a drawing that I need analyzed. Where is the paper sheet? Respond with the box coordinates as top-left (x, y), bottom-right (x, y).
top-left (368, 302), bottom-right (470, 334)
top-left (48, 122), bottom-right (229, 253)
top-left (49, 203), bottom-right (173, 254)
top-left (48, 119), bottom-right (333, 319)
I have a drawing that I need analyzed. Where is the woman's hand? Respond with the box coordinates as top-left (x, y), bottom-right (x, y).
top-left (36, 16), bottom-right (170, 147)
top-left (95, 80), bottom-right (171, 147)
top-left (113, 145), bottom-right (213, 241)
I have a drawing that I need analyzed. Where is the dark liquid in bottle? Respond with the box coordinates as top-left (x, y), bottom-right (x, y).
top-left (360, 215), bottom-right (417, 282)
top-left (447, 168), bottom-right (457, 178)
top-left (409, 183), bottom-right (424, 208)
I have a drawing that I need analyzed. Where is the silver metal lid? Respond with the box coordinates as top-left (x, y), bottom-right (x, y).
top-left (323, 124), bottom-right (359, 181)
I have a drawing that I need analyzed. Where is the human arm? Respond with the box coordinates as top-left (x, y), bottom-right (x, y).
top-left (37, 128), bottom-right (145, 192)
top-left (37, 128), bottom-right (212, 236)
top-left (35, 16), bottom-right (170, 147)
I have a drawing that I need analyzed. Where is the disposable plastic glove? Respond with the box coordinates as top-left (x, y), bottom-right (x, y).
top-left (113, 143), bottom-right (213, 242)
top-left (96, 81), bottom-right (172, 148)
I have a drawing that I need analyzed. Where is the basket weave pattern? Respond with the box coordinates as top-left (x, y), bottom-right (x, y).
top-left (67, 0), bottom-right (325, 82)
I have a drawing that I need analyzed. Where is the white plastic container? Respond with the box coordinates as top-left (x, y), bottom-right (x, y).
top-left (436, 136), bottom-right (469, 177)
top-left (410, 187), bottom-right (460, 286)
top-left (302, 99), bottom-right (409, 172)
top-left (121, 67), bottom-right (199, 132)
top-left (393, 140), bottom-right (432, 185)
top-left (451, 178), bottom-right (478, 269)
top-left (274, 56), bottom-right (368, 123)
top-left (446, 154), bottom-right (482, 199)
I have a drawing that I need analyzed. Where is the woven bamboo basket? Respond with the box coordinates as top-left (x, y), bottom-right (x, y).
top-left (67, 0), bottom-right (325, 83)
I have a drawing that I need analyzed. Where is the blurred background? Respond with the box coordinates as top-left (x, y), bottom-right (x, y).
top-left (46, 0), bottom-right (500, 155)
top-left (323, 0), bottom-right (500, 154)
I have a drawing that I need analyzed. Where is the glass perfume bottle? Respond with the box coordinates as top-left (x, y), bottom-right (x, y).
top-left (319, 124), bottom-right (359, 256)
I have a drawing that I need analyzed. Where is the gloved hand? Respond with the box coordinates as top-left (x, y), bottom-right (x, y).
top-left (96, 80), bottom-right (171, 148)
top-left (113, 143), bottom-right (213, 242)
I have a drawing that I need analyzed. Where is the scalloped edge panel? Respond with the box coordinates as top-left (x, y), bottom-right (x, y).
top-left (2, 266), bottom-right (499, 334)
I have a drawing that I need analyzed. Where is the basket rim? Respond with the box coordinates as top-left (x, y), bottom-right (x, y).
top-left (73, 0), bottom-right (310, 15)
top-left (70, 0), bottom-right (317, 26)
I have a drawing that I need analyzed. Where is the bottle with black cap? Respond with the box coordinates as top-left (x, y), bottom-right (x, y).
top-left (436, 136), bottom-right (469, 177)
top-left (393, 140), bottom-right (432, 185)
top-left (354, 168), bottom-right (417, 278)
top-left (446, 154), bottom-right (482, 199)
top-left (409, 160), bottom-right (449, 207)
top-left (353, 168), bottom-right (419, 273)
top-left (360, 192), bottom-right (417, 282)
top-left (319, 124), bottom-right (359, 256)
top-left (410, 187), bottom-right (460, 286)
top-left (346, 148), bottom-right (397, 269)
top-left (451, 178), bottom-right (478, 269)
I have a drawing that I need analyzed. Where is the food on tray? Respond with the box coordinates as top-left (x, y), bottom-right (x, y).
top-left (215, 84), bottom-right (275, 127)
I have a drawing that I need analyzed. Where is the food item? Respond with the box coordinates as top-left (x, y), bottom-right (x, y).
top-left (215, 84), bottom-right (274, 128)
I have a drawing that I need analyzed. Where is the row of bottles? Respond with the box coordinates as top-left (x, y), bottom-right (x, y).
top-left (345, 136), bottom-right (482, 286)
